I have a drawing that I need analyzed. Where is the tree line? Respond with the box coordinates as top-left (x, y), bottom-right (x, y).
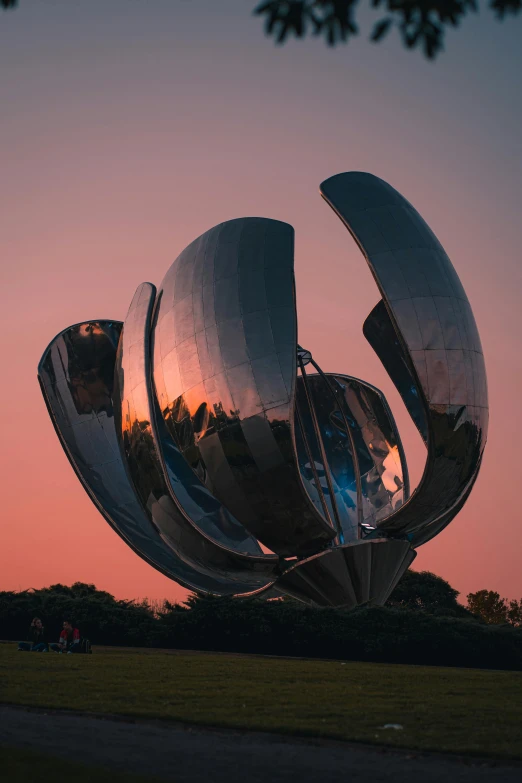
top-left (1, 570), bottom-right (521, 670)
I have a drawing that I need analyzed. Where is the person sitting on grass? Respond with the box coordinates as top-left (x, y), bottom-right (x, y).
top-left (18, 617), bottom-right (48, 652)
top-left (50, 619), bottom-right (81, 654)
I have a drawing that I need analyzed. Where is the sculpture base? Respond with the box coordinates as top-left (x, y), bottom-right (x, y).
top-left (275, 539), bottom-right (416, 608)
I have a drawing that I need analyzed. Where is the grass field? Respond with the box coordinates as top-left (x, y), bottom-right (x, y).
top-left (0, 747), bottom-right (163, 783)
top-left (1, 643), bottom-right (522, 759)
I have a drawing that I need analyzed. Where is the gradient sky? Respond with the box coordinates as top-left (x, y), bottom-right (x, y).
top-left (1, 1), bottom-right (521, 604)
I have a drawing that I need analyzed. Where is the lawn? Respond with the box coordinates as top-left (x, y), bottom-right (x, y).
top-left (0, 747), bottom-right (164, 783)
top-left (1, 643), bottom-right (522, 759)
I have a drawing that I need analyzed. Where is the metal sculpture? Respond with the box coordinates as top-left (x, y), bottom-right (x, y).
top-left (38, 172), bottom-right (488, 607)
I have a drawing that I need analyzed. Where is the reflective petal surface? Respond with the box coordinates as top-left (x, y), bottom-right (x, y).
top-left (320, 172), bottom-right (488, 545)
top-left (114, 283), bottom-right (279, 593)
top-left (152, 218), bottom-right (336, 556)
top-left (38, 319), bottom-right (277, 597)
top-left (295, 372), bottom-right (408, 543)
top-left (38, 170), bottom-right (487, 607)
top-left (37, 321), bottom-right (205, 585)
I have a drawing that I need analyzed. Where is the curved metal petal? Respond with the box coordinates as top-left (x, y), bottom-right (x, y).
top-left (114, 283), bottom-right (280, 593)
top-left (38, 319), bottom-right (277, 595)
top-left (37, 321), bottom-right (214, 588)
top-left (295, 372), bottom-right (409, 543)
top-left (363, 300), bottom-right (428, 444)
top-left (152, 218), bottom-right (336, 557)
top-left (320, 172), bottom-right (488, 545)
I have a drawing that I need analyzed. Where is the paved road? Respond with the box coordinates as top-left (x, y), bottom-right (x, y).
top-left (1, 705), bottom-right (521, 782)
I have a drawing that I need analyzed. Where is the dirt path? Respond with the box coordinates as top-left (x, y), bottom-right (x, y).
top-left (1, 705), bottom-right (521, 782)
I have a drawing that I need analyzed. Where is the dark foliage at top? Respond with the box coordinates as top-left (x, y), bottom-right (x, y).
top-left (1, 0), bottom-right (520, 59)
top-left (2, 570), bottom-right (521, 670)
top-left (255, 0), bottom-right (521, 58)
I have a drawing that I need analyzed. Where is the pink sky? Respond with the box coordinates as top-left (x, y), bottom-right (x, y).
top-left (1, 2), bottom-right (521, 603)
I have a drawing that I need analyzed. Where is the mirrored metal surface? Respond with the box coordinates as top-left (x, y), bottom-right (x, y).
top-left (38, 318), bottom-right (277, 596)
top-left (363, 300), bottom-right (428, 444)
top-left (37, 321), bottom-right (203, 586)
top-left (320, 172), bottom-right (488, 545)
top-left (38, 170), bottom-right (487, 607)
top-left (295, 371), bottom-right (408, 544)
top-left (152, 218), bottom-right (336, 557)
top-left (114, 283), bottom-right (279, 592)
top-left (274, 539), bottom-right (415, 608)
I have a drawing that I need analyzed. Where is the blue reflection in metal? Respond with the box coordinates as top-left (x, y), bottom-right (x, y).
top-left (38, 172), bottom-right (488, 608)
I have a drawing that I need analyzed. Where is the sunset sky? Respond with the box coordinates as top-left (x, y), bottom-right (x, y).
top-left (1, 1), bottom-right (521, 604)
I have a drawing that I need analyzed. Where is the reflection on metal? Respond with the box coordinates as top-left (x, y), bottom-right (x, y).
top-left (294, 399), bottom-right (333, 537)
top-left (275, 539), bottom-right (415, 607)
top-left (151, 218), bottom-right (334, 558)
top-left (295, 370), bottom-right (409, 543)
top-left (297, 353), bottom-right (343, 543)
top-left (114, 283), bottom-right (279, 591)
top-left (320, 172), bottom-right (488, 547)
top-left (305, 353), bottom-right (365, 535)
top-left (38, 171), bottom-right (488, 608)
top-left (39, 319), bottom-right (278, 595)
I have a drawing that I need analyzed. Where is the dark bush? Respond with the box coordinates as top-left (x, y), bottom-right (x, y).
top-left (2, 578), bottom-right (521, 671)
top-left (0, 582), bottom-right (157, 648)
top-left (155, 595), bottom-right (522, 670)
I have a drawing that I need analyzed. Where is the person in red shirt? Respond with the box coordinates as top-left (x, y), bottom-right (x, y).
top-left (50, 620), bottom-right (81, 653)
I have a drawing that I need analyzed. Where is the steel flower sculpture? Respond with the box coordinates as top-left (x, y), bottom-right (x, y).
top-left (38, 172), bottom-right (488, 607)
